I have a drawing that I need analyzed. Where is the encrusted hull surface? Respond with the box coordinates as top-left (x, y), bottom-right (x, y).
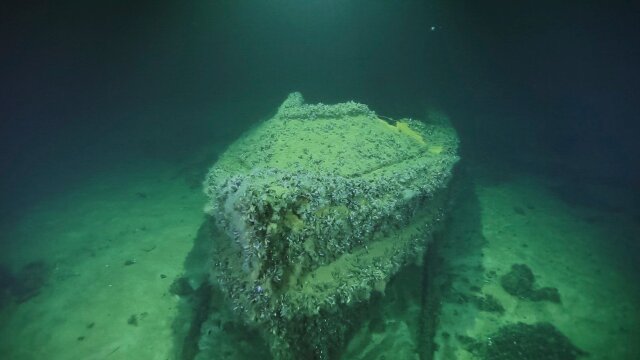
top-left (203, 92), bottom-right (460, 359)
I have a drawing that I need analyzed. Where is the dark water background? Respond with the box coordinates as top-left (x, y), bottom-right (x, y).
top-left (2, 0), bottom-right (639, 217)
